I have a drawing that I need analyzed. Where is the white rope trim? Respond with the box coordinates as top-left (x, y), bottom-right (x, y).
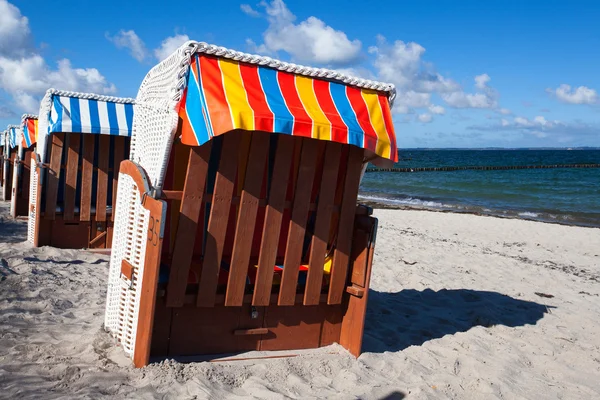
top-left (20, 114), bottom-right (38, 126)
top-left (171, 41), bottom-right (397, 107)
top-left (43, 88), bottom-right (136, 104)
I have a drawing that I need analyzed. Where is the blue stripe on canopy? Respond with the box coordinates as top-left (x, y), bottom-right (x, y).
top-left (47, 95), bottom-right (134, 137)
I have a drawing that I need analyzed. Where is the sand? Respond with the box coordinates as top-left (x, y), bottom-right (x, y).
top-left (0, 196), bottom-right (599, 399)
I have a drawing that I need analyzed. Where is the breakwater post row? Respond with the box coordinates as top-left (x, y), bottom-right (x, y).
top-left (365, 164), bottom-right (600, 173)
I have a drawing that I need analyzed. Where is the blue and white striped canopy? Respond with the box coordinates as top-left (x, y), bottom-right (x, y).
top-left (7, 126), bottom-right (18, 149)
top-left (37, 90), bottom-right (136, 162)
top-left (49, 95), bottom-right (135, 136)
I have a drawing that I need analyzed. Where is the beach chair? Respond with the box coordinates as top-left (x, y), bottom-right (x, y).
top-left (2, 126), bottom-right (19, 202)
top-left (10, 115), bottom-right (38, 218)
top-left (0, 130), bottom-right (5, 188)
top-left (104, 41), bottom-right (398, 367)
top-left (27, 89), bottom-right (135, 249)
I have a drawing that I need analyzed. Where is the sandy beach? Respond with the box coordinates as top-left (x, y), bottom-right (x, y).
top-left (0, 197), bottom-right (599, 399)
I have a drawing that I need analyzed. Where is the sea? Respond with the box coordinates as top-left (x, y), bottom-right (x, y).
top-left (359, 149), bottom-right (600, 228)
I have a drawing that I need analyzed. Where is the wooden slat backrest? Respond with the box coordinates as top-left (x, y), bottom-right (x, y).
top-left (63, 133), bottom-right (80, 221)
top-left (197, 131), bottom-right (242, 307)
top-left (278, 139), bottom-right (319, 306)
top-left (225, 132), bottom-right (270, 306)
top-left (80, 135), bottom-right (95, 221)
top-left (252, 134), bottom-right (294, 306)
top-left (112, 136), bottom-right (127, 222)
top-left (96, 135), bottom-right (110, 222)
top-left (303, 142), bottom-right (342, 305)
top-left (328, 146), bottom-right (364, 304)
top-left (166, 143), bottom-right (212, 307)
top-left (44, 132), bottom-right (65, 220)
top-left (163, 130), bottom-right (366, 308)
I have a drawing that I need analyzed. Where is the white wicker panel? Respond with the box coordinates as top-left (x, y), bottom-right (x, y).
top-left (27, 156), bottom-right (37, 244)
top-left (104, 173), bottom-right (150, 358)
top-left (128, 103), bottom-right (178, 190)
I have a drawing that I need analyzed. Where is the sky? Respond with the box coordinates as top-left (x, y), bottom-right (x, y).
top-left (1, 0), bottom-right (599, 148)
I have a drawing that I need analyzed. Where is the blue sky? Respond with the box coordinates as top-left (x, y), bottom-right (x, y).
top-left (1, 0), bottom-right (599, 148)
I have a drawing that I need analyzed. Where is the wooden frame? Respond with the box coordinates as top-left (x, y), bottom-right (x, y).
top-left (2, 147), bottom-right (16, 202)
top-left (32, 132), bottom-right (130, 249)
top-left (123, 130), bottom-right (378, 367)
top-left (10, 146), bottom-right (35, 218)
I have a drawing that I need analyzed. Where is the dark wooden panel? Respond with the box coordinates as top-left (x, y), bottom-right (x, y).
top-left (49, 219), bottom-right (91, 249)
top-left (96, 135), bottom-right (110, 222)
top-left (111, 136), bottom-right (127, 222)
top-left (278, 139), bottom-right (319, 306)
top-left (166, 143), bottom-right (212, 307)
top-left (226, 132), bottom-right (269, 306)
top-left (261, 305), bottom-right (326, 351)
top-left (44, 133), bottom-right (65, 220)
top-left (80, 135), bottom-right (95, 221)
top-left (304, 142), bottom-right (342, 305)
top-left (328, 147), bottom-right (364, 305)
top-left (320, 305), bottom-right (343, 347)
top-left (252, 135), bottom-right (295, 306)
top-left (197, 132), bottom-right (242, 307)
top-left (63, 133), bottom-right (80, 221)
top-left (340, 216), bottom-right (377, 357)
top-left (150, 299), bottom-right (172, 358)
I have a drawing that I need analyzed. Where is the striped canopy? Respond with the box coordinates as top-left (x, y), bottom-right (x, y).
top-left (22, 116), bottom-right (38, 148)
top-left (38, 90), bottom-right (136, 162)
top-left (7, 126), bottom-right (18, 149)
top-left (48, 95), bottom-right (134, 136)
top-left (178, 53), bottom-right (398, 164)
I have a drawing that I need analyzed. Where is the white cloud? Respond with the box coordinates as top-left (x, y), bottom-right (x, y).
top-left (429, 104), bottom-right (445, 115)
top-left (369, 36), bottom-right (459, 93)
top-left (240, 4), bottom-right (260, 17)
top-left (548, 84), bottom-right (598, 105)
top-left (0, 0), bottom-right (30, 57)
top-left (418, 113), bottom-right (433, 123)
top-left (441, 74), bottom-right (498, 109)
top-left (154, 34), bottom-right (190, 62)
top-left (245, 0), bottom-right (362, 66)
top-left (474, 73), bottom-right (490, 90)
top-left (107, 30), bottom-right (147, 62)
top-left (0, 1), bottom-right (117, 114)
top-left (498, 108), bottom-right (511, 115)
top-left (368, 35), bottom-right (502, 114)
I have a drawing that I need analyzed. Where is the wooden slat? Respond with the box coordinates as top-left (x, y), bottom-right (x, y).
top-left (350, 230), bottom-right (369, 287)
top-left (328, 147), bottom-right (364, 304)
top-left (112, 136), bottom-right (126, 222)
top-left (339, 216), bottom-right (377, 357)
top-left (166, 143), bottom-right (212, 307)
top-left (226, 132), bottom-right (269, 306)
top-left (304, 142), bottom-right (342, 305)
top-left (278, 139), bottom-right (319, 306)
top-left (197, 132), bottom-right (242, 307)
top-left (346, 285), bottom-right (365, 298)
top-left (44, 133), bottom-right (65, 220)
top-left (233, 328), bottom-right (269, 336)
top-left (63, 133), bottom-right (80, 221)
top-left (96, 135), bottom-right (110, 222)
top-left (80, 135), bottom-right (95, 221)
top-left (121, 259), bottom-right (134, 280)
top-left (252, 135), bottom-right (294, 306)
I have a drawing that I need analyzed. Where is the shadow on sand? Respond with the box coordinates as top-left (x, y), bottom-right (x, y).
top-left (0, 217), bottom-right (28, 243)
top-left (363, 288), bottom-right (551, 353)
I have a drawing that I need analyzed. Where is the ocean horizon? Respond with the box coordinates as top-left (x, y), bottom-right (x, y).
top-left (360, 149), bottom-right (600, 228)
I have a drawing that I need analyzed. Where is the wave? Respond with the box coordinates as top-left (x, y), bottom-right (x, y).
top-left (358, 192), bottom-right (599, 228)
